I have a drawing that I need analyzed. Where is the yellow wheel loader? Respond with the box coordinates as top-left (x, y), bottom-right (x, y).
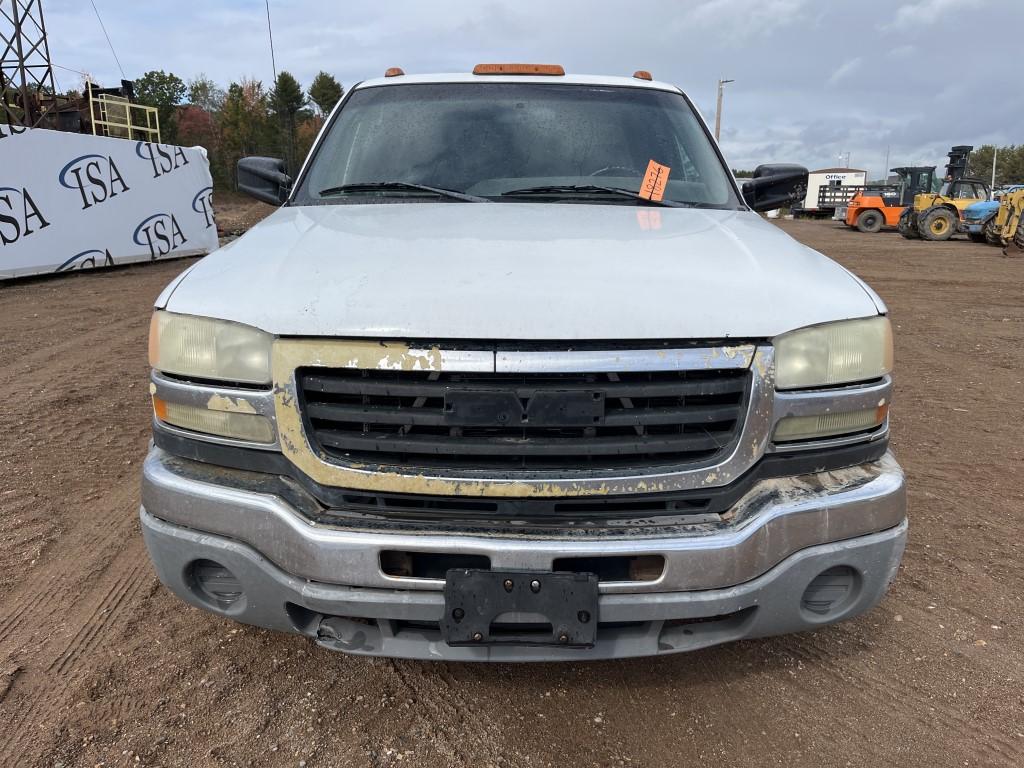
top-left (898, 146), bottom-right (990, 241)
top-left (993, 187), bottom-right (1024, 257)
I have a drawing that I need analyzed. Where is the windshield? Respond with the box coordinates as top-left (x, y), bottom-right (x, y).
top-left (294, 82), bottom-right (740, 208)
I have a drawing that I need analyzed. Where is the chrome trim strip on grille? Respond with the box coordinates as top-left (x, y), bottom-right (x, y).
top-left (405, 348), bottom-right (494, 372)
top-left (495, 345), bottom-right (755, 373)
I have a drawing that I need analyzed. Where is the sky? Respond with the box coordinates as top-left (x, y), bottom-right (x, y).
top-left (40, 0), bottom-right (1024, 177)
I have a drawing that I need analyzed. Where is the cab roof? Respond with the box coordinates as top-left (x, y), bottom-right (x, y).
top-left (354, 72), bottom-right (684, 94)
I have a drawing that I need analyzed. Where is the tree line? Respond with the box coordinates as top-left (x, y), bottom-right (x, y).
top-left (132, 69), bottom-right (344, 189)
top-left (110, 75), bottom-right (1024, 193)
top-left (966, 145), bottom-right (1024, 188)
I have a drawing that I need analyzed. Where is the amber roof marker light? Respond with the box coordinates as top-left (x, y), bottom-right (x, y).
top-left (632, 70), bottom-right (653, 81)
top-left (384, 67), bottom-right (405, 77)
top-left (472, 63), bottom-right (565, 76)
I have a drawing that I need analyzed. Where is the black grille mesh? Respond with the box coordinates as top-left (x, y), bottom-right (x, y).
top-left (298, 368), bottom-right (749, 471)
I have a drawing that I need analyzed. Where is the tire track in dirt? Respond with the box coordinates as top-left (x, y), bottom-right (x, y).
top-left (0, 535), bottom-right (155, 760)
top-left (370, 659), bottom-right (507, 766)
top-left (0, 491), bottom-right (142, 647)
top-left (49, 558), bottom-right (150, 676)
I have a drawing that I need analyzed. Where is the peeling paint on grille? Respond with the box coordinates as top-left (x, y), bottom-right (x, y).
top-left (270, 339), bottom-right (776, 498)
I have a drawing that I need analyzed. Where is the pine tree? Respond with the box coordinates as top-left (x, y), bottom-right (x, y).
top-left (271, 71), bottom-right (307, 174)
top-left (308, 71), bottom-right (343, 117)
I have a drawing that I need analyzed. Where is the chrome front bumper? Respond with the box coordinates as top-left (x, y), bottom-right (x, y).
top-left (140, 447), bottom-right (907, 660)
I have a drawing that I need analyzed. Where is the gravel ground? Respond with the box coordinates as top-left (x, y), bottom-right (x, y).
top-left (1, 214), bottom-right (1022, 767)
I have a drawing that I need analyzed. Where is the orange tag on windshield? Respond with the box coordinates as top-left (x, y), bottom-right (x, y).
top-left (640, 159), bottom-right (670, 202)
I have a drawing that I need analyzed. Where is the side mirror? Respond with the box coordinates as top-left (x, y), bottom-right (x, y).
top-left (237, 156), bottom-right (291, 206)
top-left (742, 164), bottom-right (808, 212)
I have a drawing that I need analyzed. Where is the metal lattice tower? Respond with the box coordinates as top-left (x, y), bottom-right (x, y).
top-left (0, 0), bottom-right (57, 127)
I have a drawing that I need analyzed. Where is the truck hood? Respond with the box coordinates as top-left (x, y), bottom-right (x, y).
top-left (162, 203), bottom-right (881, 340)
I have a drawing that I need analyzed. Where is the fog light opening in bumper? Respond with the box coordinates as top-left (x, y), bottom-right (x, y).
top-left (800, 565), bottom-right (861, 620)
top-left (187, 559), bottom-right (245, 611)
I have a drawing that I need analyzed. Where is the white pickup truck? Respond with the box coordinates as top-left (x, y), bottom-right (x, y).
top-left (141, 65), bottom-right (906, 661)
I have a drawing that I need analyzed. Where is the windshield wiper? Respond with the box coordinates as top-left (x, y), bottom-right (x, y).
top-left (318, 182), bottom-right (490, 203)
top-left (499, 184), bottom-right (690, 207)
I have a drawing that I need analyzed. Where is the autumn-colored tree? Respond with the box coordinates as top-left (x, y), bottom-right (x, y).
top-left (219, 78), bottom-right (274, 188)
top-left (296, 115), bottom-right (325, 168)
top-left (176, 105), bottom-right (225, 182)
top-left (177, 105), bottom-right (217, 146)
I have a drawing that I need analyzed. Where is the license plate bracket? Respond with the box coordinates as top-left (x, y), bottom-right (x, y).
top-left (441, 569), bottom-right (599, 647)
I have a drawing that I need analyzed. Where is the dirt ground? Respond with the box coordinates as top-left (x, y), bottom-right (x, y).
top-left (1, 215), bottom-right (1022, 768)
top-left (211, 192), bottom-right (277, 239)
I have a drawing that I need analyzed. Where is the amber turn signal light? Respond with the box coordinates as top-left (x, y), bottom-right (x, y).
top-left (384, 67), bottom-right (405, 77)
top-left (151, 395), bottom-right (275, 443)
top-left (632, 70), bottom-right (653, 81)
top-left (152, 395), bottom-right (168, 422)
top-left (472, 63), bottom-right (565, 76)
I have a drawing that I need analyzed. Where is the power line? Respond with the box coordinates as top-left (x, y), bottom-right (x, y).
top-left (53, 63), bottom-right (89, 77)
top-left (265, 0), bottom-right (277, 82)
top-left (89, 0), bottom-right (125, 80)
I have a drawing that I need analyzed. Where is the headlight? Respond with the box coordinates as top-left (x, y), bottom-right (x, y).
top-left (149, 311), bottom-right (272, 385)
top-left (774, 317), bottom-right (892, 390)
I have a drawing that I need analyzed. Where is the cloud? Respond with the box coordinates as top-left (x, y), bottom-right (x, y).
top-left (684, 0), bottom-right (810, 42)
top-left (888, 44), bottom-right (916, 58)
top-left (884, 0), bottom-right (989, 30)
top-left (828, 58), bottom-right (863, 85)
top-left (37, 0), bottom-right (1024, 175)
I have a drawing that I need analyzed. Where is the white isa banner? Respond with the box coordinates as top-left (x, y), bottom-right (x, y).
top-left (0, 124), bottom-right (218, 279)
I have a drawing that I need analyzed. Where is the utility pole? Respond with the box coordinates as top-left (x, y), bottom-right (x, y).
top-left (883, 145), bottom-right (890, 182)
top-left (0, 0), bottom-right (58, 127)
top-left (714, 78), bottom-right (733, 141)
top-left (990, 147), bottom-right (998, 199)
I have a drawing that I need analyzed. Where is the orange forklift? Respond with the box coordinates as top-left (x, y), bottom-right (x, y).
top-left (838, 165), bottom-right (936, 233)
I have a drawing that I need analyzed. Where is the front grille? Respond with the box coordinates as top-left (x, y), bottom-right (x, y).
top-left (298, 367), bottom-right (750, 471)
